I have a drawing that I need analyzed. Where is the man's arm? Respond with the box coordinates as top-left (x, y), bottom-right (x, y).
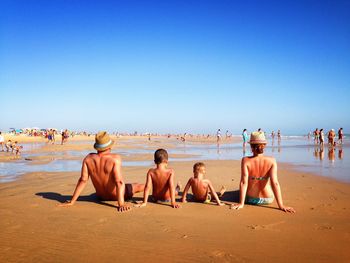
top-left (112, 159), bottom-right (131, 212)
top-left (58, 159), bottom-right (89, 207)
top-left (169, 170), bottom-right (180, 208)
top-left (138, 170), bottom-right (152, 207)
top-left (270, 160), bottom-right (296, 213)
top-left (231, 158), bottom-right (249, 210)
top-left (181, 178), bottom-right (192, 203)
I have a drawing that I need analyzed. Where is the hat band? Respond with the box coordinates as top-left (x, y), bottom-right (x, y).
top-left (95, 140), bottom-right (112, 148)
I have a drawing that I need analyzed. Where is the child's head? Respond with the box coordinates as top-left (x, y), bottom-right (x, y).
top-left (154, 149), bottom-right (168, 164)
top-left (193, 162), bottom-right (206, 177)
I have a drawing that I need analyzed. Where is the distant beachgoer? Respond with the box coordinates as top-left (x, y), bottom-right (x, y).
top-left (319, 129), bottom-right (324, 146)
top-left (271, 131), bottom-right (275, 140)
top-left (0, 132), bottom-right (4, 151)
top-left (328, 129), bottom-right (336, 146)
top-left (242, 129), bottom-right (249, 149)
top-left (148, 133), bottom-right (151, 141)
top-left (181, 162), bottom-right (225, 206)
top-left (277, 130), bottom-right (281, 141)
top-left (11, 141), bottom-right (17, 153)
top-left (5, 140), bottom-right (12, 152)
top-left (58, 131), bottom-right (145, 212)
top-left (216, 129), bottom-right (221, 144)
top-left (13, 144), bottom-right (23, 156)
top-left (308, 132), bottom-right (312, 140)
top-left (230, 131), bottom-right (295, 213)
top-left (314, 128), bottom-right (319, 144)
top-left (258, 128), bottom-right (262, 132)
top-left (338, 128), bottom-right (343, 144)
top-left (138, 149), bottom-right (180, 208)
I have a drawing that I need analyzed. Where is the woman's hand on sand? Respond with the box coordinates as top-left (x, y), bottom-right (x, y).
top-left (57, 200), bottom-right (74, 207)
top-left (117, 205), bottom-right (131, 212)
top-left (230, 203), bottom-right (244, 210)
top-left (280, 206), bottom-right (296, 213)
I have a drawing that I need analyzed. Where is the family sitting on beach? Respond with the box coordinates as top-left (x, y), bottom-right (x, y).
top-left (59, 131), bottom-right (295, 213)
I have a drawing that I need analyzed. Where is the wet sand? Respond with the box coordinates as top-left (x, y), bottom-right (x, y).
top-left (0, 136), bottom-right (350, 262)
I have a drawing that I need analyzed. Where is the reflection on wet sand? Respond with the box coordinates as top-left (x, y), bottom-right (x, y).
top-left (313, 145), bottom-right (343, 162)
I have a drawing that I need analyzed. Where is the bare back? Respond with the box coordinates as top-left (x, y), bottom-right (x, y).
top-left (243, 155), bottom-right (275, 198)
top-left (190, 178), bottom-right (210, 201)
top-left (148, 167), bottom-right (173, 201)
top-left (84, 152), bottom-right (122, 200)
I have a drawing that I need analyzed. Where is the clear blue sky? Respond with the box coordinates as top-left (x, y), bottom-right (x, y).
top-left (1, 0), bottom-right (349, 134)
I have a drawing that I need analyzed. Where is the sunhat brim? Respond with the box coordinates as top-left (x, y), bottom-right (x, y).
top-left (94, 139), bottom-right (114, 151)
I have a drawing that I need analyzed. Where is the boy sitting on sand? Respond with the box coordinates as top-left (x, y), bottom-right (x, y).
top-left (181, 162), bottom-right (225, 206)
top-left (138, 149), bottom-right (180, 208)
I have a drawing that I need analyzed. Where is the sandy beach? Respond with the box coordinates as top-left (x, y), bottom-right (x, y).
top-left (0, 136), bottom-right (349, 263)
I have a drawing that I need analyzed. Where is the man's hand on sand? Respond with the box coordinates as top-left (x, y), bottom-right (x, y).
top-left (230, 203), bottom-right (244, 210)
top-left (172, 203), bottom-right (180, 208)
top-left (280, 206), bottom-right (296, 213)
top-left (117, 205), bottom-right (131, 212)
top-left (57, 200), bottom-right (74, 207)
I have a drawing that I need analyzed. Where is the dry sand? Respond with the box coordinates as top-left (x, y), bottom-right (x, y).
top-left (0, 136), bottom-right (349, 262)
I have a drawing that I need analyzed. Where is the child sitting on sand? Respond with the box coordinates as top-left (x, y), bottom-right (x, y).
top-left (138, 149), bottom-right (180, 208)
top-left (181, 162), bottom-right (225, 206)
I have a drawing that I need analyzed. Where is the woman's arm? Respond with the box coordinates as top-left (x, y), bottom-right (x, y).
top-left (231, 158), bottom-right (249, 210)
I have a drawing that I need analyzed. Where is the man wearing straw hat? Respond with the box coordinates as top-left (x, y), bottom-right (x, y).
top-left (59, 131), bottom-right (144, 212)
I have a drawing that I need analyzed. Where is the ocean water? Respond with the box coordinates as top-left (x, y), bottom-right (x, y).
top-left (0, 137), bottom-right (349, 183)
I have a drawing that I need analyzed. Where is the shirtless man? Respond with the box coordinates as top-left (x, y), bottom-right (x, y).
top-left (181, 162), bottom-right (225, 206)
top-left (59, 131), bottom-right (144, 212)
top-left (138, 149), bottom-right (180, 208)
top-left (231, 131), bottom-right (295, 213)
top-left (314, 128), bottom-right (319, 144)
top-left (338, 128), bottom-right (343, 144)
top-left (328, 129), bottom-right (336, 146)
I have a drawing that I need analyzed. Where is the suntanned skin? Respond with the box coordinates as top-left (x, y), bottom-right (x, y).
top-left (181, 166), bottom-right (224, 206)
top-left (231, 145), bottom-right (295, 213)
top-left (58, 149), bottom-right (144, 212)
top-left (138, 161), bottom-right (180, 208)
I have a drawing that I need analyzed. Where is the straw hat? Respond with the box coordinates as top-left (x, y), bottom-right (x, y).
top-left (94, 131), bottom-right (114, 151)
top-left (249, 131), bottom-right (267, 144)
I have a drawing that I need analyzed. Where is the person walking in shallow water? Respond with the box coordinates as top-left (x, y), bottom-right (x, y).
top-left (242, 129), bottom-right (249, 149)
top-left (231, 131), bottom-right (295, 213)
top-left (338, 128), bottom-right (343, 145)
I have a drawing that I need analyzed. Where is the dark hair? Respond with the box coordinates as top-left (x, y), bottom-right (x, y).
top-left (154, 149), bottom-right (168, 164)
top-left (243, 129), bottom-right (247, 132)
top-left (193, 162), bottom-right (205, 173)
top-left (251, 144), bottom-right (265, 154)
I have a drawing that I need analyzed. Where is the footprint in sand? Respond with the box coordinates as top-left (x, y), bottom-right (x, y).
top-left (329, 195), bottom-right (337, 201)
top-left (210, 250), bottom-right (245, 263)
top-left (315, 224), bottom-right (333, 230)
top-left (247, 221), bottom-right (285, 231)
top-left (98, 218), bottom-right (107, 223)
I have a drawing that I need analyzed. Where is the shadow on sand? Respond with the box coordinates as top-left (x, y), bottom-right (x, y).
top-left (35, 192), bottom-right (117, 208)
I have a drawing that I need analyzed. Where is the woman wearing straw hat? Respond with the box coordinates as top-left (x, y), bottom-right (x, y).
top-left (231, 131), bottom-right (295, 213)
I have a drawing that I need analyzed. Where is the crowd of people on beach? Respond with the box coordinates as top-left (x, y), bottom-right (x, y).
top-left (311, 128), bottom-right (343, 146)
